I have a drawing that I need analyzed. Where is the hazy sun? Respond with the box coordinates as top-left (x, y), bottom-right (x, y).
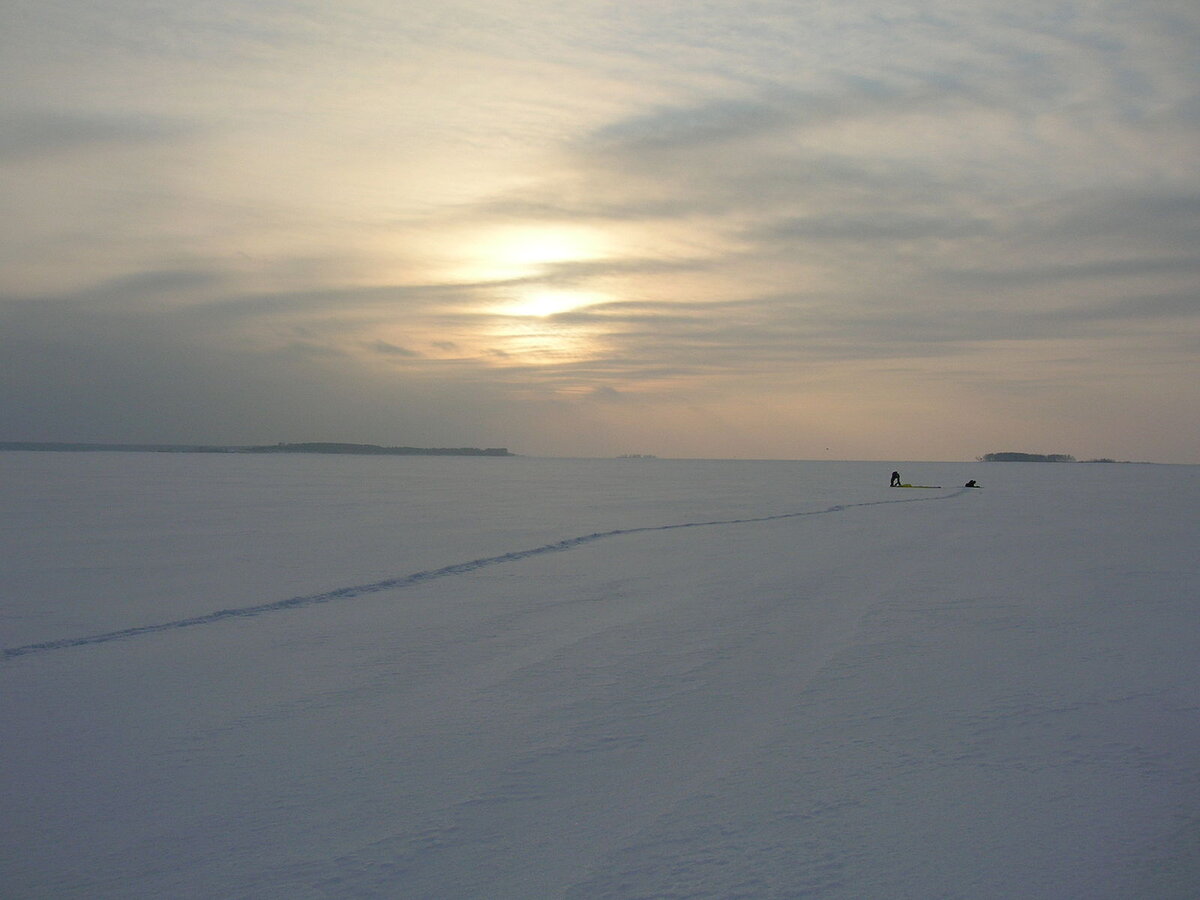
top-left (464, 224), bottom-right (608, 281)
top-left (407, 222), bottom-right (617, 364)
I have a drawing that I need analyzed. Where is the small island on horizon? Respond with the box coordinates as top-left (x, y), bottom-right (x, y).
top-left (0, 441), bottom-right (514, 457)
top-left (978, 452), bottom-right (1150, 464)
top-left (979, 452), bottom-right (1076, 462)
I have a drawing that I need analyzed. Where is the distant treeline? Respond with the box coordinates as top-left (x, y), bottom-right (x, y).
top-left (979, 452), bottom-right (1076, 463)
top-left (242, 443), bottom-right (512, 456)
top-left (0, 441), bottom-right (512, 457)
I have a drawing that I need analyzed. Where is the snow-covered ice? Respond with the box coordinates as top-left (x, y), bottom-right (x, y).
top-left (2, 453), bottom-right (1198, 898)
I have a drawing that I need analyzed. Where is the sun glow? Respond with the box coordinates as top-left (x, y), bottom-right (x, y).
top-left (410, 222), bottom-right (618, 364)
top-left (500, 289), bottom-right (605, 318)
top-left (483, 288), bottom-right (609, 365)
top-left (462, 224), bottom-right (609, 281)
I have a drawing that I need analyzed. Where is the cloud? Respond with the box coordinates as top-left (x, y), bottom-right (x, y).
top-left (0, 111), bottom-right (192, 161)
top-left (584, 93), bottom-right (801, 155)
top-left (750, 212), bottom-right (996, 244)
top-left (365, 340), bottom-right (422, 358)
top-left (0, 282), bottom-right (518, 446)
top-left (938, 256), bottom-right (1200, 288)
top-left (1, 0), bottom-right (1197, 460)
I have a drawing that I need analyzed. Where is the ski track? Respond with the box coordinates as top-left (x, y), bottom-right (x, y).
top-left (3, 489), bottom-right (968, 660)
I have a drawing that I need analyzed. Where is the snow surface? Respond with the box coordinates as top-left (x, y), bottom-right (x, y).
top-left (2, 453), bottom-right (1198, 899)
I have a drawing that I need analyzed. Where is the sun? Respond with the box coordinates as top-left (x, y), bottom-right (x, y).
top-left (411, 222), bottom-right (616, 364)
top-left (464, 224), bottom-right (608, 281)
top-left (494, 228), bottom-right (586, 269)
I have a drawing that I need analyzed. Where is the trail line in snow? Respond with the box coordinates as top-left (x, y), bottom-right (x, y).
top-left (3, 489), bottom-right (968, 659)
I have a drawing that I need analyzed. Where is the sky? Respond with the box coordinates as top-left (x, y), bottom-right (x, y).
top-left (2, 0), bottom-right (1197, 462)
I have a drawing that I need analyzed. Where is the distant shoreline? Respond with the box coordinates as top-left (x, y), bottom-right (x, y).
top-left (977, 452), bottom-right (1153, 464)
top-left (979, 452), bottom-right (1075, 462)
top-left (0, 441), bottom-right (514, 457)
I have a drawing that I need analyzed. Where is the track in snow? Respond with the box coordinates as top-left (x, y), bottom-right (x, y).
top-left (3, 489), bottom-right (967, 659)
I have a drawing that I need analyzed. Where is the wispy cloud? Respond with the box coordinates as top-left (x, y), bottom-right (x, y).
top-left (0, 111), bottom-right (193, 161)
top-left (1, 0), bottom-right (1197, 460)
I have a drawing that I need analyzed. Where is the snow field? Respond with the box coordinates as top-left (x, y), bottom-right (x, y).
top-left (2, 454), bottom-right (1197, 898)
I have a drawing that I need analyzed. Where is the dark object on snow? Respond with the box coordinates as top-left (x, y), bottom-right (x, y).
top-left (890, 471), bottom-right (902, 487)
top-left (965, 480), bottom-right (979, 488)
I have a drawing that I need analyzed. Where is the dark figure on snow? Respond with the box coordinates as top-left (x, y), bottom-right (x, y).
top-left (890, 471), bottom-right (902, 487)
top-left (965, 479), bottom-right (978, 488)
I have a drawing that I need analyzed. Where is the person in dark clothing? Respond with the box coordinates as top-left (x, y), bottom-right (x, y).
top-left (965, 479), bottom-right (979, 488)
top-left (890, 471), bottom-right (902, 487)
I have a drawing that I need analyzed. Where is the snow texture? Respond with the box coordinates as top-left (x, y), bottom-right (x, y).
top-left (2, 453), bottom-right (1198, 899)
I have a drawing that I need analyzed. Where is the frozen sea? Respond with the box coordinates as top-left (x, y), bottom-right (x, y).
top-left (2, 452), bottom-right (1198, 899)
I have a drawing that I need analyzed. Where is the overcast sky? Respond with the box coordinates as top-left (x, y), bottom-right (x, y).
top-left (2, 0), bottom-right (1197, 461)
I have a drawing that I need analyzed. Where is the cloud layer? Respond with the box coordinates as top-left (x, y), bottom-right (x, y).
top-left (2, 0), bottom-right (1197, 460)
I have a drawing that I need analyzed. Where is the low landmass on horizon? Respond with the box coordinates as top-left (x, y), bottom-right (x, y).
top-left (980, 452), bottom-right (1076, 462)
top-left (1, 444), bottom-right (1167, 463)
top-left (979, 452), bottom-right (1152, 464)
top-left (0, 442), bottom-right (513, 457)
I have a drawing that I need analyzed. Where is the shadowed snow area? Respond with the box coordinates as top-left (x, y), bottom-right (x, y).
top-left (2, 455), bottom-right (1197, 898)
